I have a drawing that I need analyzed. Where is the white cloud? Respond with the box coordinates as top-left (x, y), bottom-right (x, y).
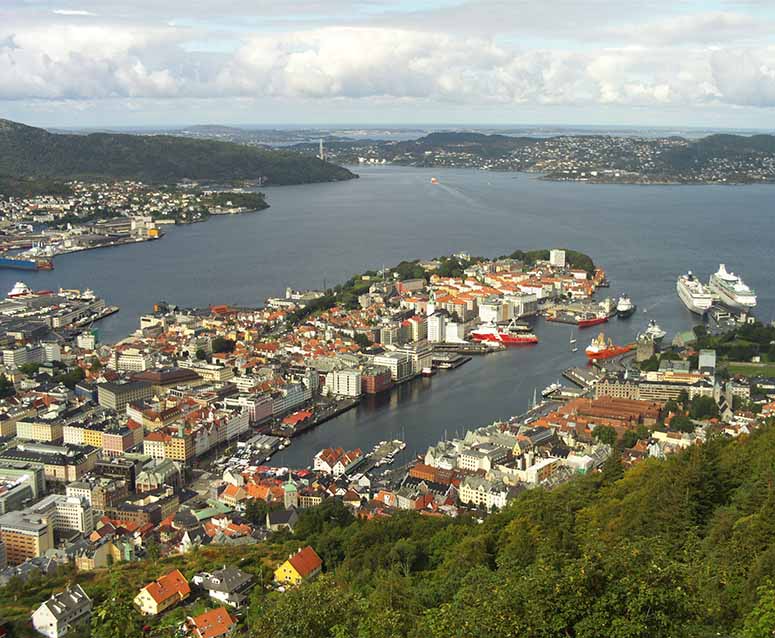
top-left (0, 16), bottom-right (774, 112)
top-left (52, 9), bottom-right (97, 16)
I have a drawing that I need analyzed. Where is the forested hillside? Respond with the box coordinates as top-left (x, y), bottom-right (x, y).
top-left (4, 424), bottom-right (775, 637)
top-left (0, 119), bottom-right (356, 185)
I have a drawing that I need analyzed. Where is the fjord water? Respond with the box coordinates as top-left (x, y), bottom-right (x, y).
top-left (4, 166), bottom-right (773, 466)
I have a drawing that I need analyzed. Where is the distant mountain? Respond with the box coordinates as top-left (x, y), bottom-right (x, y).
top-left (0, 119), bottom-right (356, 185)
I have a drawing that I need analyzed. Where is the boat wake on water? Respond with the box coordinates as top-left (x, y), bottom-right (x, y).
top-left (433, 182), bottom-right (483, 210)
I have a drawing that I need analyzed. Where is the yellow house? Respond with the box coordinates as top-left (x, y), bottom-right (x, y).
top-left (133, 569), bottom-right (191, 616)
top-left (274, 546), bottom-right (322, 586)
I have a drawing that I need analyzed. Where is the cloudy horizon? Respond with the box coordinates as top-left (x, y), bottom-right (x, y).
top-left (1, 0), bottom-right (774, 129)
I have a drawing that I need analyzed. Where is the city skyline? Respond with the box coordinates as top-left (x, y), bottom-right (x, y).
top-left (1, 0), bottom-right (774, 128)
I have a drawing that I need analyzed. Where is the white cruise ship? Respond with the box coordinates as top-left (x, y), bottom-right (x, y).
top-left (676, 271), bottom-right (714, 315)
top-left (708, 264), bottom-right (757, 310)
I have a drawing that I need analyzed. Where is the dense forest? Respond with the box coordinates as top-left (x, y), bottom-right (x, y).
top-left (0, 119), bottom-right (356, 186)
top-left (5, 420), bottom-right (775, 637)
top-left (0, 175), bottom-right (73, 198)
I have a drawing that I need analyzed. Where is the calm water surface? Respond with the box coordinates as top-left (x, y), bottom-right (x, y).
top-left (3, 166), bottom-right (772, 466)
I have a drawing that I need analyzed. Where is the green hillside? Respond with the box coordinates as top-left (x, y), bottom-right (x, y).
top-left (0, 119), bottom-right (356, 185)
top-left (4, 421), bottom-right (775, 637)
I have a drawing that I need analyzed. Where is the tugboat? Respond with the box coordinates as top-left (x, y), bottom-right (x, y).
top-left (585, 332), bottom-right (635, 361)
top-left (616, 295), bottom-right (636, 319)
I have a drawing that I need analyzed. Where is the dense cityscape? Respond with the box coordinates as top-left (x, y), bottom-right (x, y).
top-left (0, 240), bottom-right (773, 636)
top-left (3, 0), bottom-right (775, 635)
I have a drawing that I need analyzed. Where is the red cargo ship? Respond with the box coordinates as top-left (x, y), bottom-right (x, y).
top-left (585, 332), bottom-right (634, 360)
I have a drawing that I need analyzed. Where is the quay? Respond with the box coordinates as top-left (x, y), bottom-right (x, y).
top-left (563, 366), bottom-right (604, 388)
top-left (432, 342), bottom-right (497, 355)
top-left (270, 397), bottom-right (360, 438)
top-left (431, 352), bottom-right (472, 369)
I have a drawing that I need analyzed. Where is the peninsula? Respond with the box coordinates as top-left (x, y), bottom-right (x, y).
top-left (288, 130), bottom-right (775, 184)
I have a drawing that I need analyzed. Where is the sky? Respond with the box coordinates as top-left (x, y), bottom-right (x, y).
top-left (1, 0), bottom-right (775, 128)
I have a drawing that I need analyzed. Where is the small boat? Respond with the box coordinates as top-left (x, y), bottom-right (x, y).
top-left (541, 382), bottom-right (562, 397)
top-left (430, 177), bottom-right (439, 184)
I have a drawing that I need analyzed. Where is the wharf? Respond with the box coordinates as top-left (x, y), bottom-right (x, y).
top-left (592, 351), bottom-right (636, 373)
top-left (431, 352), bottom-right (472, 369)
top-left (563, 366), bottom-right (604, 388)
top-left (355, 439), bottom-right (407, 476)
top-left (544, 385), bottom-right (588, 400)
top-left (432, 342), bottom-right (495, 355)
top-left (271, 398), bottom-right (360, 438)
top-left (72, 305), bottom-right (119, 327)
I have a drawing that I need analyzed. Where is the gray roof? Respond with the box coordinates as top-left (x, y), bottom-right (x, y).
top-left (41, 585), bottom-right (92, 620)
top-left (196, 566), bottom-right (253, 593)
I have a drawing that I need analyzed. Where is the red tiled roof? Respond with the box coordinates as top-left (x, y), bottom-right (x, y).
top-left (288, 546), bottom-right (322, 578)
top-left (188, 607), bottom-right (236, 638)
top-left (143, 569), bottom-right (190, 604)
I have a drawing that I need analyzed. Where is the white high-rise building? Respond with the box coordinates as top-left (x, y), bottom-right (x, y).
top-left (325, 369), bottom-right (362, 398)
top-left (549, 249), bottom-right (566, 268)
top-left (427, 312), bottom-right (446, 343)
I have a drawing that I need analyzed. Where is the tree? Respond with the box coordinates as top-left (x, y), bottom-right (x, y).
top-left (640, 355), bottom-right (659, 372)
top-left (670, 414), bottom-right (696, 433)
top-left (743, 581), bottom-right (775, 638)
top-left (250, 575), bottom-right (361, 638)
top-left (353, 333), bottom-right (372, 349)
top-left (677, 390), bottom-right (690, 409)
top-left (600, 447), bottom-right (624, 484)
top-left (91, 573), bottom-right (140, 638)
top-left (0, 373), bottom-right (15, 399)
top-left (620, 430), bottom-right (640, 449)
top-left (145, 536), bottom-right (160, 562)
top-left (593, 425), bottom-right (617, 446)
top-left (689, 395), bottom-right (719, 420)
top-left (195, 348), bottom-right (207, 360)
top-left (211, 337), bottom-right (235, 353)
top-left (18, 362), bottom-right (41, 375)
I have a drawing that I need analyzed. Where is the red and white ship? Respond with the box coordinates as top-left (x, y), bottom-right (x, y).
top-left (470, 320), bottom-right (538, 345)
top-left (7, 282), bottom-right (32, 298)
top-left (585, 332), bottom-right (634, 360)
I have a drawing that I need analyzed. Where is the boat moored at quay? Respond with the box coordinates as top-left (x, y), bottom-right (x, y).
top-left (708, 263), bottom-right (757, 311)
top-left (676, 271), bottom-right (714, 315)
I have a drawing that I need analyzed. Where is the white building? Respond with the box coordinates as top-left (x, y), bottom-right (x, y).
top-left (394, 340), bottom-right (433, 375)
top-left (459, 476), bottom-right (509, 510)
top-left (2, 344), bottom-right (45, 370)
top-left (427, 312), bottom-right (446, 343)
top-left (505, 293), bottom-right (538, 318)
top-left (76, 332), bottom-right (97, 351)
top-left (549, 249), bottom-right (566, 268)
top-left (457, 444), bottom-right (509, 473)
top-left (478, 298), bottom-right (511, 324)
top-left (31, 494), bottom-right (94, 534)
top-left (325, 369), bottom-right (362, 398)
top-left (32, 585), bottom-right (92, 638)
top-left (271, 382), bottom-right (312, 417)
top-left (108, 348), bottom-right (152, 372)
top-left (372, 353), bottom-right (413, 382)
